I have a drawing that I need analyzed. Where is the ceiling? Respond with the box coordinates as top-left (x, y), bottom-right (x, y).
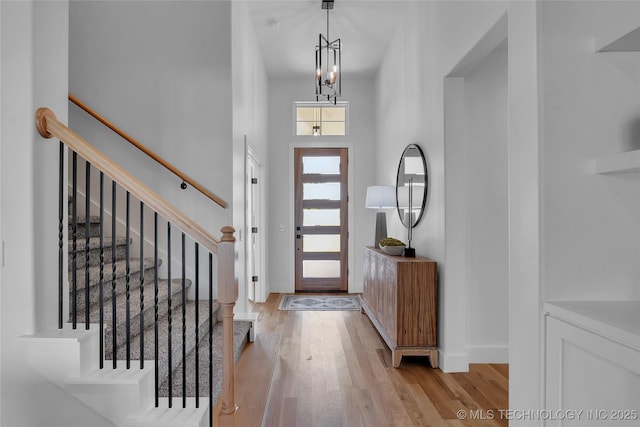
top-left (246, 0), bottom-right (408, 79)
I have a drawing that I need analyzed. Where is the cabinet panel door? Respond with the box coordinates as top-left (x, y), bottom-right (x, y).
top-left (384, 258), bottom-right (398, 343)
top-left (375, 254), bottom-right (385, 319)
top-left (397, 262), bottom-right (436, 346)
top-left (363, 249), bottom-right (372, 303)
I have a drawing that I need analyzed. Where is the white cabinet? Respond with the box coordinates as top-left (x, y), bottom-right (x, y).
top-left (544, 302), bottom-right (640, 426)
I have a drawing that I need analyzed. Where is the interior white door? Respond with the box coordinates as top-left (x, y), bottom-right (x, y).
top-left (246, 146), bottom-right (264, 302)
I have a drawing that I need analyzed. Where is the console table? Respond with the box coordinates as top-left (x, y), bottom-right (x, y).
top-left (361, 246), bottom-right (438, 368)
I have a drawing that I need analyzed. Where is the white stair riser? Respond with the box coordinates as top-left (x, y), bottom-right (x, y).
top-left (26, 328), bottom-right (100, 381)
top-left (64, 370), bottom-right (154, 423)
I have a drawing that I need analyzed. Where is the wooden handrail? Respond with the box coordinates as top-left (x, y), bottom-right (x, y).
top-left (38, 106), bottom-right (239, 425)
top-left (36, 107), bottom-right (221, 255)
top-left (68, 93), bottom-right (227, 209)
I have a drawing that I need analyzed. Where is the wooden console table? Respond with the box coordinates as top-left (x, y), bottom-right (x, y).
top-left (361, 246), bottom-right (438, 368)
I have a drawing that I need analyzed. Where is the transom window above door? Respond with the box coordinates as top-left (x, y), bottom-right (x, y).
top-left (295, 102), bottom-right (348, 136)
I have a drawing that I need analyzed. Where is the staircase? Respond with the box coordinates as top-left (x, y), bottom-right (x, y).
top-left (24, 106), bottom-right (251, 427)
top-left (71, 213), bottom-right (252, 398)
top-left (23, 211), bottom-right (252, 426)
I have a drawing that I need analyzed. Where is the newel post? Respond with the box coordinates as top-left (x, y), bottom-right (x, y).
top-left (215, 226), bottom-right (238, 427)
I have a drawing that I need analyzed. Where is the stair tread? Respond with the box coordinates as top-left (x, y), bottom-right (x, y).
top-left (159, 320), bottom-right (251, 398)
top-left (70, 257), bottom-right (159, 290)
top-left (65, 364), bottom-right (154, 385)
top-left (106, 300), bottom-right (213, 382)
top-left (69, 214), bottom-right (101, 224)
top-left (124, 398), bottom-right (208, 427)
top-left (69, 236), bottom-right (129, 250)
top-left (73, 278), bottom-right (191, 342)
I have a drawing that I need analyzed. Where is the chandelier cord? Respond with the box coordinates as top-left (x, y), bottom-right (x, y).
top-left (326, 9), bottom-right (330, 43)
top-left (326, 9), bottom-right (330, 81)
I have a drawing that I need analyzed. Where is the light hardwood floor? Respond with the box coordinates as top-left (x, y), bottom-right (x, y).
top-left (234, 294), bottom-right (508, 427)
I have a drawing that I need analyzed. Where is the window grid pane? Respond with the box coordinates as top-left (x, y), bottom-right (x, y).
top-left (295, 104), bottom-right (347, 136)
top-left (321, 122), bottom-right (345, 136)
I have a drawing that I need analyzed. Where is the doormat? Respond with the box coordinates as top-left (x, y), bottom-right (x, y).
top-left (278, 295), bottom-right (361, 311)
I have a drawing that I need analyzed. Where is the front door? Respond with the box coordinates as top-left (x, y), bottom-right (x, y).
top-left (294, 148), bottom-right (348, 292)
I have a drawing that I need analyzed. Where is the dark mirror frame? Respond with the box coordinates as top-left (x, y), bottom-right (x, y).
top-left (396, 144), bottom-right (428, 229)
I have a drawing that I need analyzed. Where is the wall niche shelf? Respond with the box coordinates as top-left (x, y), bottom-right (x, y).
top-left (595, 25), bottom-right (640, 52)
top-left (593, 149), bottom-right (640, 174)
top-left (593, 23), bottom-right (640, 173)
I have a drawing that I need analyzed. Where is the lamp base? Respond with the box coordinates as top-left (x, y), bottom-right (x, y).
top-left (374, 211), bottom-right (388, 248)
top-left (404, 247), bottom-right (415, 258)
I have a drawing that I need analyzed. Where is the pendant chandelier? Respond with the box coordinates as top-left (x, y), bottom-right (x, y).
top-left (315, 0), bottom-right (341, 104)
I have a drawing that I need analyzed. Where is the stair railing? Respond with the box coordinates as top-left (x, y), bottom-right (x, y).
top-left (68, 93), bottom-right (227, 209)
top-left (36, 107), bottom-right (238, 427)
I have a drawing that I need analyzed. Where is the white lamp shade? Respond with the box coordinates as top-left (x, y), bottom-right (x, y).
top-left (365, 185), bottom-right (395, 209)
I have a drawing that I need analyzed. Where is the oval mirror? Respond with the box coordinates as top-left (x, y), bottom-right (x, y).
top-left (396, 144), bottom-right (428, 228)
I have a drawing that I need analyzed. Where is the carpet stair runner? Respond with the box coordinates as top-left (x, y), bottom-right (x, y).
top-left (69, 213), bottom-right (251, 399)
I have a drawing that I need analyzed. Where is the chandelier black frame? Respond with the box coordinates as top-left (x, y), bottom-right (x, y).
top-left (315, 0), bottom-right (341, 104)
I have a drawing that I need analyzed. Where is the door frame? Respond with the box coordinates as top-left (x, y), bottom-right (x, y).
top-left (245, 141), bottom-right (267, 303)
top-left (288, 142), bottom-right (354, 293)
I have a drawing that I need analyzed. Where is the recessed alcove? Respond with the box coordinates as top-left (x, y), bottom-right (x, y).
top-left (444, 13), bottom-right (509, 365)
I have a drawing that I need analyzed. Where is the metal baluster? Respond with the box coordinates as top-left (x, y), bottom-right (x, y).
top-left (209, 252), bottom-right (213, 427)
top-left (154, 212), bottom-right (159, 407)
top-left (111, 181), bottom-right (117, 368)
top-left (195, 242), bottom-right (200, 408)
top-left (99, 172), bottom-right (105, 368)
top-left (125, 192), bottom-right (131, 369)
top-left (71, 152), bottom-right (78, 329)
top-left (139, 202), bottom-right (145, 370)
top-left (167, 223), bottom-right (173, 408)
top-left (58, 141), bottom-right (64, 330)
top-left (182, 232), bottom-right (187, 408)
top-left (85, 161), bottom-right (91, 330)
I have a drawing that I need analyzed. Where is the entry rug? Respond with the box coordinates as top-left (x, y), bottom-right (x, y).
top-left (278, 295), bottom-right (361, 311)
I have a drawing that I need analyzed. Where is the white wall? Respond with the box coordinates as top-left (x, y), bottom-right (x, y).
top-left (375, 1), bottom-right (546, 421)
top-left (231, 0), bottom-right (269, 310)
top-left (267, 78), bottom-right (375, 294)
top-left (69, 0), bottom-right (233, 243)
top-left (538, 2), bottom-right (640, 420)
top-left (375, 0), bottom-right (509, 372)
top-left (540, 1), bottom-right (640, 302)
top-left (1, 2), bottom-right (114, 425)
top-left (68, 0), bottom-right (235, 301)
top-left (463, 41), bottom-right (509, 362)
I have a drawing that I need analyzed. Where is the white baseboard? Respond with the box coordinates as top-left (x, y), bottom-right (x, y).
top-left (467, 345), bottom-right (509, 363)
top-left (438, 350), bottom-right (469, 372)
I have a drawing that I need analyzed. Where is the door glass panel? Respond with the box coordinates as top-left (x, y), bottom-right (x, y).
top-left (303, 260), bottom-right (341, 278)
top-left (302, 156), bottom-right (340, 175)
top-left (303, 208), bottom-right (340, 226)
top-left (303, 183), bottom-right (340, 201)
top-left (303, 235), bottom-right (340, 252)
